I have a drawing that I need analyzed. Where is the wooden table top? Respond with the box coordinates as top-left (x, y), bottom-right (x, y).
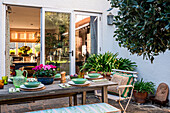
top-left (0, 81), bottom-right (117, 101)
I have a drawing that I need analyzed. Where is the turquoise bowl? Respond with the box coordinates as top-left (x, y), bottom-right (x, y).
top-left (24, 82), bottom-right (41, 88)
top-left (72, 78), bottom-right (87, 84)
top-left (55, 74), bottom-right (61, 78)
top-left (88, 73), bottom-right (100, 78)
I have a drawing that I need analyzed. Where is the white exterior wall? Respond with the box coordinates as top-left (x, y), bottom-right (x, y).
top-left (0, 0), bottom-right (169, 100)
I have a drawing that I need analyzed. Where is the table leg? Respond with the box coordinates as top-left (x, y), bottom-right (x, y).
top-left (73, 94), bottom-right (77, 106)
top-left (69, 96), bottom-right (73, 106)
top-left (82, 91), bottom-right (86, 105)
top-left (102, 86), bottom-right (108, 103)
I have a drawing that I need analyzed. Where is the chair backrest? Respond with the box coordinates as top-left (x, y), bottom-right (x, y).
top-left (108, 69), bottom-right (138, 98)
top-left (155, 83), bottom-right (169, 101)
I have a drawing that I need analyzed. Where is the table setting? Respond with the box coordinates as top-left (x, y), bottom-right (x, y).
top-left (0, 63), bottom-right (110, 93)
top-left (58, 72), bottom-right (109, 88)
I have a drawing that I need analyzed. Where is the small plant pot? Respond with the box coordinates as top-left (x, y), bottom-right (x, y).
top-left (37, 77), bottom-right (54, 85)
top-left (133, 90), bottom-right (148, 103)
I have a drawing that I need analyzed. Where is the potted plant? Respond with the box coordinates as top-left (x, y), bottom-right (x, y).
top-left (80, 52), bottom-right (137, 79)
top-left (32, 64), bottom-right (56, 85)
top-left (133, 78), bottom-right (155, 103)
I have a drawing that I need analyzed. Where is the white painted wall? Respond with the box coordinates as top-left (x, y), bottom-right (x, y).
top-left (0, 0), bottom-right (169, 101)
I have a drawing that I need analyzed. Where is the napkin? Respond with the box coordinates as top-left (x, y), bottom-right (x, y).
top-left (58, 83), bottom-right (71, 88)
top-left (9, 87), bottom-right (20, 93)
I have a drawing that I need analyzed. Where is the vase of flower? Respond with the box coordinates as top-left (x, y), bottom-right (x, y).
top-left (19, 46), bottom-right (30, 56)
top-left (32, 64), bottom-right (56, 85)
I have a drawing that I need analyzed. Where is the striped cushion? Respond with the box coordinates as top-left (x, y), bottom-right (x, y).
top-left (108, 72), bottom-right (133, 98)
top-left (26, 103), bottom-right (121, 113)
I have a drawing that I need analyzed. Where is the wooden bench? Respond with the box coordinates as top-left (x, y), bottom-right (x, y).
top-left (26, 103), bottom-right (121, 113)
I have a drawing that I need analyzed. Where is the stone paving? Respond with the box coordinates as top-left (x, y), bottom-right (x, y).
top-left (1, 93), bottom-right (170, 113)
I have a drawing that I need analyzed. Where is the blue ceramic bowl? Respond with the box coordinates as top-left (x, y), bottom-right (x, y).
top-left (88, 73), bottom-right (100, 78)
top-left (72, 78), bottom-right (87, 84)
top-left (24, 82), bottom-right (41, 88)
top-left (37, 77), bottom-right (54, 85)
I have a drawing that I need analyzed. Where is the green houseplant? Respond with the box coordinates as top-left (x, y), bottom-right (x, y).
top-left (80, 52), bottom-right (118, 73)
top-left (32, 64), bottom-right (56, 85)
top-left (80, 52), bottom-right (137, 72)
top-left (134, 78), bottom-right (155, 103)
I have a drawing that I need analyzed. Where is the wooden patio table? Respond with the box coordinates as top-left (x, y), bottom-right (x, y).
top-left (0, 81), bottom-right (117, 113)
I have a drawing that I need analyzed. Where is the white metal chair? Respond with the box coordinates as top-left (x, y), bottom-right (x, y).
top-left (95, 69), bottom-right (138, 113)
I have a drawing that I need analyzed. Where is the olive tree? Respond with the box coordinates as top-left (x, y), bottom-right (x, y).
top-left (109, 0), bottom-right (170, 63)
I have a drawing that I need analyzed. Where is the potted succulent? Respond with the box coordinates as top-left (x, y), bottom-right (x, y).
top-left (32, 64), bottom-right (56, 85)
top-left (133, 78), bottom-right (155, 103)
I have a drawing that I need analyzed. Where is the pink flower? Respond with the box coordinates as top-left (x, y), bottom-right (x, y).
top-left (39, 64), bottom-right (43, 68)
top-left (50, 65), bottom-right (56, 68)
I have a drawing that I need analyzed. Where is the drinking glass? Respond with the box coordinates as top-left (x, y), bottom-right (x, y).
top-left (2, 76), bottom-right (8, 85)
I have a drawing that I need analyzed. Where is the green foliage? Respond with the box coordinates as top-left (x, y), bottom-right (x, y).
top-left (80, 52), bottom-right (137, 72)
top-left (115, 57), bottom-right (137, 71)
top-left (134, 78), bottom-right (155, 94)
top-left (109, 0), bottom-right (170, 63)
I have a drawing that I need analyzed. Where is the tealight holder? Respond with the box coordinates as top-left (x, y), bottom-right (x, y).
top-left (0, 80), bottom-right (4, 89)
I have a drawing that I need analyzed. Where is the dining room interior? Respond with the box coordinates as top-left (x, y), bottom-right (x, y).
top-left (9, 6), bottom-right (41, 77)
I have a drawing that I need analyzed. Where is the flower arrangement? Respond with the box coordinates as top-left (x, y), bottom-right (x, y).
top-left (32, 64), bottom-right (56, 77)
top-left (19, 46), bottom-right (30, 52)
top-left (19, 46), bottom-right (30, 56)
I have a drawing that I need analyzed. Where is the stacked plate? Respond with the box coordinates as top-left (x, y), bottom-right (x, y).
top-left (86, 73), bottom-right (103, 80)
top-left (54, 74), bottom-right (61, 80)
top-left (68, 78), bottom-right (90, 87)
top-left (20, 82), bottom-right (45, 91)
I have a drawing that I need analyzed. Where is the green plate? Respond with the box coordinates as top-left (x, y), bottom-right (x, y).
top-left (24, 82), bottom-right (41, 88)
top-left (72, 78), bottom-right (87, 84)
top-left (55, 74), bottom-right (61, 78)
top-left (88, 73), bottom-right (100, 78)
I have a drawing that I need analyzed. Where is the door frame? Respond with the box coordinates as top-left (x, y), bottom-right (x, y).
top-left (74, 11), bottom-right (102, 54)
top-left (73, 11), bottom-right (102, 73)
top-left (41, 8), bottom-right (75, 74)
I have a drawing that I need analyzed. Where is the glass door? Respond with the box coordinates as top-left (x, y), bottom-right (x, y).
top-left (74, 12), bottom-right (101, 74)
top-left (41, 9), bottom-right (72, 75)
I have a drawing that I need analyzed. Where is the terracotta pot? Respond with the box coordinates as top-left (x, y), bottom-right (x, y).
top-left (133, 90), bottom-right (148, 103)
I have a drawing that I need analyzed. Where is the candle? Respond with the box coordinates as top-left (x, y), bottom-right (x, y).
top-left (0, 80), bottom-right (4, 89)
